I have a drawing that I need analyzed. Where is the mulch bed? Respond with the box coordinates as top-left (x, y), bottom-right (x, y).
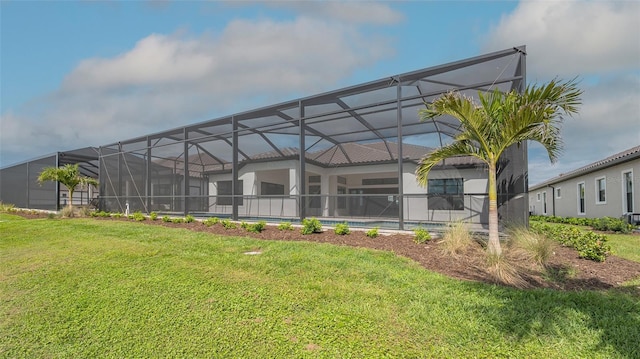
top-left (13, 211), bottom-right (640, 292)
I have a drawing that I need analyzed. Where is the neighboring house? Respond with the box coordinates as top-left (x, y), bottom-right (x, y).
top-left (529, 145), bottom-right (639, 222)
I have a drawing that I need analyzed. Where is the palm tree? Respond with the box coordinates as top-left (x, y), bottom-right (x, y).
top-left (38, 164), bottom-right (99, 208)
top-left (416, 79), bottom-right (582, 255)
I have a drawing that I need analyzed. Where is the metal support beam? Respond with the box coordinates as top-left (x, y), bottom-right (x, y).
top-left (299, 101), bottom-right (306, 221)
top-left (146, 137), bottom-right (151, 214)
top-left (183, 128), bottom-right (189, 215)
top-left (232, 116), bottom-right (239, 220)
top-left (396, 79), bottom-right (404, 230)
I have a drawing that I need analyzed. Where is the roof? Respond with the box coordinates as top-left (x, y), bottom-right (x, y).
top-left (158, 141), bottom-right (484, 176)
top-left (530, 145), bottom-right (640, 190)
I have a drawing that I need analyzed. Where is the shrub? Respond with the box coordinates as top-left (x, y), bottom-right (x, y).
top-left (0, 201), bottom-right (15, 212)
top-left (184, 214), bottom-right (195, 223)
top-left (60, 206), bottom-right (75, 218)
top-left (334, 222), bottom-right (350, 235)
top-left (301, 217), bottom-right (322, 235)
top-left (277, 222), bottom-right (294, 231)
top-left (171, 218), bottom-right (184, 224)
top-left (246, 221), bottom-right (267, 233)
top-left (485, 251), bottom-right (528, 288)
top-left (96, 211), bottom-right (110, 218)
top-left (132, 211), bottom-right (146, 221)
top-left (162, 215), bottom-right (171, 223)
top-left (47, 212), bottom-right (57, 219)
top-left (413, 227), bottom-right (431, 244)
top-left (508, 227), bottom-right (556, 266)
top-left (240, 221), bottom-right (249, 229)
top-left (203, 217), bottom-right (219, 227)
top-left (530, 221), bottom-right (611, 262)
top-left (113, 213), bottom-right (123, 218)
top-left (439, 221), bottom-right (473, 256)
top-left (593, 217), bottom-right (633, 233)
top-left (149, 212), bottom-right (158, 221)
top-left (366, 227), bottom-right (379, 238)
top-left (221, 219), bottom-right (236, 229)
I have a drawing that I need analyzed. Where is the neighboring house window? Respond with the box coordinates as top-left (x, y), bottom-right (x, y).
top-left (261, 182), bottom-right (284, 196)
top-left (623, 170), bottom-right (633, 213)
top-left (596, 177), bottom-right (606, 204)
top-left (556, 187), bottom-right (561, 199)
top-left (536, 193), bottom-right (541, 201)
top-left (577, 182), bottom-right (585, 215)
top-left (217, 180), bottom-right (243, 205)
top-left (428, 178), bottom-right (464, 210)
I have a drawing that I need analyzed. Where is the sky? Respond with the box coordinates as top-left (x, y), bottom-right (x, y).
top-left (1, 0), bottom-right (638, 186)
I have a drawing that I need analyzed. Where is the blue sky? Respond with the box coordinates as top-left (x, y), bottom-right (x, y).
top-left (1, 1), bottom-right (638, 185)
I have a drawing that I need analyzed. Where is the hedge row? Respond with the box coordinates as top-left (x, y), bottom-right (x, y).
top-left (529, 221), bottom-right (612, 262)
top-left (530, 215), bottom-right (634, 233)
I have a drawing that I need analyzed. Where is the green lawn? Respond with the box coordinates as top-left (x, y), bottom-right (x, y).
top-left (1, 214), bottom-right (639, 358)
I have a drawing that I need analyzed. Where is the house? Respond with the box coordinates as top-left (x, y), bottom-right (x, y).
top-left (529, 145), bottom-right (639, 222)
top-left (1, 46), bottom-right (529, 229)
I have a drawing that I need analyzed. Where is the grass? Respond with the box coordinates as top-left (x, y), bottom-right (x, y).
top-left (439, 221), bottom-right (473, 256)
top-left (1, 213), bottom-right (639, 358)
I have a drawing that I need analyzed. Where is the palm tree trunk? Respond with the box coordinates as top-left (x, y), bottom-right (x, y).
top-left (68, 189), bottom-right (74, 208)
top-left (487, 162), bottom-right (502, 255)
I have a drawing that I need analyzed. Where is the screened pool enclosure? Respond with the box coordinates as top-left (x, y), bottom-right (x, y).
top-left (97, 46), bottom-right (528, 229)
top-left (0, 47), bottom-right (529, 229)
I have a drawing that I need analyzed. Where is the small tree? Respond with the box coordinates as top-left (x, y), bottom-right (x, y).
top-left (38, 164), bottom-right (99, 208)
top-left (416, 79), bottom-right (582, 256)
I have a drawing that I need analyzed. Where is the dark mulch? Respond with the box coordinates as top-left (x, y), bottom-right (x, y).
top-left (13, 211), bottom-right (640, 292)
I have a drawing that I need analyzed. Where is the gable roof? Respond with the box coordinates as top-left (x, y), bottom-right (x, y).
top-left (530, 145), bottom-right (640, 190)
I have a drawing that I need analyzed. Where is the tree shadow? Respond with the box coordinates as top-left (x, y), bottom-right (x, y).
top-left (463, 280), bottom-right (640, 357)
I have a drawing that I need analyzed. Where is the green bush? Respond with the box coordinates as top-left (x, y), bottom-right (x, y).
top-left (149, 212), bottom-right (158, 221)
top-left (113, 213), bottom-right (123, 218)
top-left (246, 221), bottom-right (267, 233)
top-left (530, 222), bottom-right (611, 262)
top-left (162, 215), bottom-right (171, 223)
top-left (334, 222), bottom-right (350, 235)
top-left (277, 222), bottom-right (294, 231)
top-left (0, 201), bottom-right (16, 212)
top-left (366, 227), bottom-right (379, 238)
top-left (184, 214), bottom-right (195, 223)
top-left (301, 217), bottom-right (322, 235)
top-left (221, 219), bottom-right (237, 229)
top-left (592, 217), bottom-right (633, 233)
top-left (171, 218), bottom-right (184, 224)
top-left (413, 227), bottom-right (431, 244)
top-left (240, 221), bottom-right (249, 229)
top-left (132, 211), bottom-right (146, 221)
top-left (203, 217), bottom-right (219, 227)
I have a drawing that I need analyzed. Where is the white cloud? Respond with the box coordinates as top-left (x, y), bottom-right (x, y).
top-left (1, 16), bottom-right (392, 165)
top-left (484, 1), bottom-right (640, 186)
top-left (262, 1), bottom-right (404, 25)
top-left (484, 1), bottom-right (640, 78)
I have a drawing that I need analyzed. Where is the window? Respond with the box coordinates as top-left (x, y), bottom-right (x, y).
top-left (428, 178), bottom-right (464, 210)
top-left (577, 182), bottom-right (585, 214)
top-left (362, 178), bottom-right (398, 186)
top-left (308, 185), bottom-right (321, 208)
top-left (337, 186), bottom-right (347, 209)
top-left (556, 187), bottom-right (561, 199)
top-left (623, 170), bottom-right (633, 213)
top-left (337, 176), bottom-right (347, 185)
top-left (595, 177), bottom-right (606, 204)
top-left (536, 193), bottom-right (541, 201)
top-left (308, 175), bottom-right (321, 183)
top-left (542, 192), bottom-right (547, 214)
top-left (261, 182), bottom-right (284, 196)
top-left (217, 180), bottom-right (243, 205)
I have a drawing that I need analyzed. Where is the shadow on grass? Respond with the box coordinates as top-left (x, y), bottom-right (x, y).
top-left (465, 280), bottom-right (640, 358)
